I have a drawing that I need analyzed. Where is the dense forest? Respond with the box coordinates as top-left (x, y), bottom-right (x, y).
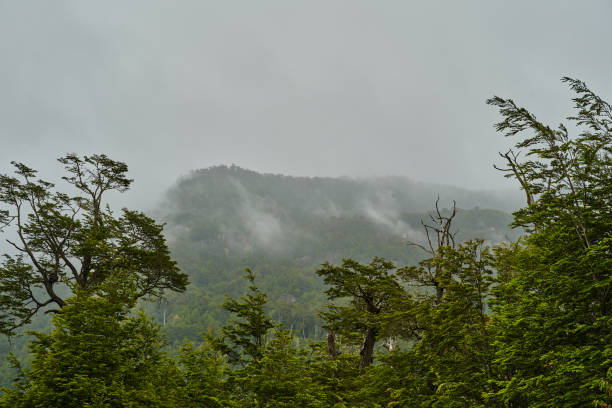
top-left (0, 77), bottom-right (611, 407)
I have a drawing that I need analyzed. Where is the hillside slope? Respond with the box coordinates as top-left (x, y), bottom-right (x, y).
top-left (151, 166), bottom-right (522, 344)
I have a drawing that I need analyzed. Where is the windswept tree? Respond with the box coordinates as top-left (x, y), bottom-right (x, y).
top-left (486, 78), bottom-right (612, 406)
top-left (0, 154), bottom-right (188, 336)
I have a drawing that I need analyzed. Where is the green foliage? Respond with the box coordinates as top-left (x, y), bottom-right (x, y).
top-left (196, 271), bottom-right (334, 407)
top-left (317, 257), bottom-right (406, 369)
top-left (485, 77), bottom-right (612, 406)
top-left (0, 154), bottom-right (188, 336)
top-left (0, 255), bottom-right (40, 336)
top-left (305, 349), bottom-right (362, 407)
top-left (367, 240), bottom-right (496, 408)
top-left (0, 273), bottom-right (180, 408)
top-left (212, 268), bottom-right (275, 365)
top-left (230, 328), bottom-right (330, 408)
top-left (177, 339), bottom-right (231, 407)
top-left (595, 366), bottom-right (612, 407)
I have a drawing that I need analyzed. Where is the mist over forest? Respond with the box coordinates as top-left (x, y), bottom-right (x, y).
top-left (1, 2), bottom-right (612, 407)
top-left (148, 166), bottom-right (522, 342)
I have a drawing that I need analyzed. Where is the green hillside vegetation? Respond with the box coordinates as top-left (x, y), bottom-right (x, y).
top-left (152, 166), bottom-right (521, 346)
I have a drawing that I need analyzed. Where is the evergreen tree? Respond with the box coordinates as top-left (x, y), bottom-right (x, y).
top-left (232, 328), bottom-right (329, 408)
top-left (211, 268), bottom-right (274, 366)
top-left (0, 272), bottom-right (181, 408)
top-left (177, 338), bottom-right (231, 408)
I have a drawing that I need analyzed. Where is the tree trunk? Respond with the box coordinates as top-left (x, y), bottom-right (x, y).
top-left (327, 331), bottom-right (338, 359)
top-left (359, 327), bottom-right (377, 369)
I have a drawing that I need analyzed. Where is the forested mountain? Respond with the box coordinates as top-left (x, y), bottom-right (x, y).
top-left (151, 166), bottom-right (522, 345)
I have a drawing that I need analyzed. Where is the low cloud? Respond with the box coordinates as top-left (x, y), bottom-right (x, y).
top-left (359, 190), bottom-right (425, 243)
top-left (230, 178), bottom-right (287, 251)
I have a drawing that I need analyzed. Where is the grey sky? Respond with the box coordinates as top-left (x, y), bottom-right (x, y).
top-left (1, 1), bottom-right (611, 210)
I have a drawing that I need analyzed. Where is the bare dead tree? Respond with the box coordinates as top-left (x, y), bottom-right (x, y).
top-left (406, 197), bottom-right (458, 303)
top-left (408, 197), bottom-right (458, 255)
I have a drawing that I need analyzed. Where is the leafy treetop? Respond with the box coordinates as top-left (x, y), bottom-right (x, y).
top-left (0, 154), bottom-right (188, 336)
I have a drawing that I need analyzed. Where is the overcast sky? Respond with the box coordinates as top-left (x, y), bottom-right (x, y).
top-left (1, 1), bottom-right (611, 210)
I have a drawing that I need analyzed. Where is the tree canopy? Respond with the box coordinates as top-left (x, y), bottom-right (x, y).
top-left (484, 77), bottom-right (612, 406)
top-left (0, 154), bottom-right (188, 336)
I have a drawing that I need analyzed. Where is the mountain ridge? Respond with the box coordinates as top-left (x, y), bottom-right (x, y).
top-left (149, 165), bottom-right (522, 345)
